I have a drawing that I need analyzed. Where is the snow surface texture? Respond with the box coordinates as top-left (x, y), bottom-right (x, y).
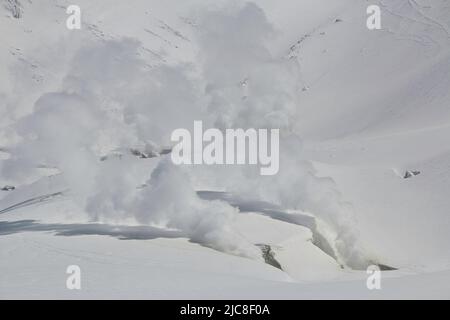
top-left (1, 0), bottom-right (450, 299)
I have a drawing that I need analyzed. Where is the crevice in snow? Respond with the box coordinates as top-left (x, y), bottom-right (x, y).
top-left (0, 190), bottom-right (64, 215)
top-left (197, 191), bottom-right (397, 271)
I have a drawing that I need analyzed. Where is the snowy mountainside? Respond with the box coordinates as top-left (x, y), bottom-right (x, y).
top-left (1, 0), bottom-right (450, 299)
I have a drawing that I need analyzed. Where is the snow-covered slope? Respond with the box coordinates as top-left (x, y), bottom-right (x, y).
top-left (1, 0), bottom-right (450, 299)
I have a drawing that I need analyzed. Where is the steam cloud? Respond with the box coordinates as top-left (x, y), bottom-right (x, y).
top-left (0, 2), bottom-right (369, 268)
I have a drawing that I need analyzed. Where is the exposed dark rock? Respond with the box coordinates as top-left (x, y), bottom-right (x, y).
top-left (257, 244), bottom-right (282, 270)
top-left (404, 170), bottom-right (421, 179)
top-left (377, 263), bottom-right (397, 271)
top-left (1, 185), bottom-right (15, 191)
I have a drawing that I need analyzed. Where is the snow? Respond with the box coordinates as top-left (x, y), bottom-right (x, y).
top-left (1, 0), bottom-right (450, 299)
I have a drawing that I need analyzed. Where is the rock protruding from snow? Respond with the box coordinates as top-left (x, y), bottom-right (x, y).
top-left (257, 244), bottom-right (282, 270)
top-left (404, 170), bottom-right (421, 179)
